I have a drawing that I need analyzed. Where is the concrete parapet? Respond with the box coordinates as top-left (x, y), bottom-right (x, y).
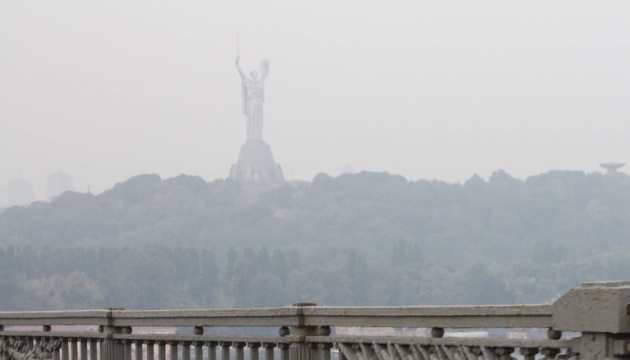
top-left (552, 281), bottom-right (630, 334)
top-left (3, 281), bottom-right (630, 360)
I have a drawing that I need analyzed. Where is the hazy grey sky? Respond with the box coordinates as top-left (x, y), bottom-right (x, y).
top-left (1, 1), bottom-right (629, 198)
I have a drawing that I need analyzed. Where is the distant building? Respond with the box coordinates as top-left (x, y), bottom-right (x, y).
top-left (46, 171), bottom-right (74, 200)
top-left (341, 163), bottom-right (355, 175)
top-left (7, 178), bottom-right (35, 207)
top-left (600, 162), bottom-right (624, 175)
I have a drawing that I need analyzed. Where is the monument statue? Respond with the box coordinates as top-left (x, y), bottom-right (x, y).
top-left (236, 56), bottom-right (269, 141)
top-left (229, 55), bottom-right (284, 182)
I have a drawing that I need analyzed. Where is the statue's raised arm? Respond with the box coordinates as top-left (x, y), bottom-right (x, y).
top-left (235, 57), bottom-right (247, 80)
top-left (259, 59), bottom-right (269, 80)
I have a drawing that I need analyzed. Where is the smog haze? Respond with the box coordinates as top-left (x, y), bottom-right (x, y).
top-left (1, 1), bottom-right (629, 198)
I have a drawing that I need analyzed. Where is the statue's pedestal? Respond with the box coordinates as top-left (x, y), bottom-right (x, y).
top-left (229, 140), bottom-right (284, 182)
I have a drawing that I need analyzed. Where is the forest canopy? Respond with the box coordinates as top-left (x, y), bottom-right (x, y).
top-left (1, 170), bottom-right (629, 310)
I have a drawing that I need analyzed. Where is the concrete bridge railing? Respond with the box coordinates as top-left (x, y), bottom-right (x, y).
top-left (1, 281), bottom-right (630, 360)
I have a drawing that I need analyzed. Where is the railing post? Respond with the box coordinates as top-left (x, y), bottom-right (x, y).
top-left (62, 338), bottom-right (70, 360)
top-left (100, 309), bottom-right (126, 360)
top-left (195, 342), bottom-right (205, 360)
top-left (318, 344), bottom-right (332, 360)
top-left (146, 341), bottom-right (155, 360)
top-left (89, 339), bottom-right (98, 360)
top-left (71, 338), bottom-right (78, 360)
top-left (278, 343), bottom-right (289, 360)
top-left (288, 303), bottom-right (320, 360)
top-left (234, 342), bottom-right (245, 360)
top-left (247, 343), bottom-right (260, 360)
top-left (135, 341), bottom-right (143, 360)
top-left (169, 342), bottom-right (179, 360)
top-left (158, 342), bottom-right (166, 360)
top-left (263, 343), bottom-right (276, 360)
top-left (552, 281), bottom-right (630, 359)
top-left (206, 341), bottom-right (217, 360)
top-left (124, 340), bottom-right (132, 360)
top-left (182, 342), bottom-right (191, 360)
top-left (80, 339), bottom-right (88, 360)
top-left (219, 341), bottom-right (231, 360)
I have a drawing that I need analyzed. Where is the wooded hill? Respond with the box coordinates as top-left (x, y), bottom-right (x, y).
top-left (1, 170), bottom-right (629, 310)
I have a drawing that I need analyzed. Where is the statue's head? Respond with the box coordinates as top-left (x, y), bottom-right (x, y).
top-left (249, 70), bottom-right (258, 79)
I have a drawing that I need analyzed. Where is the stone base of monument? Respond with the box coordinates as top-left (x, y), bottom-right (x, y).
top-left (229, 140), bottom-right (284, 182)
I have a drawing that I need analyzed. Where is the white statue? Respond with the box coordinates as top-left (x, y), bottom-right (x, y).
top-left (236, 57), bottom-right (269, 141)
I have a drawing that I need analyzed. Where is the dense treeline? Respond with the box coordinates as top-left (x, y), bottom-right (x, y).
top-left (2, 243), bottom-right (630, 311)
top-left (1, 170), bottom-right (630, 310)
